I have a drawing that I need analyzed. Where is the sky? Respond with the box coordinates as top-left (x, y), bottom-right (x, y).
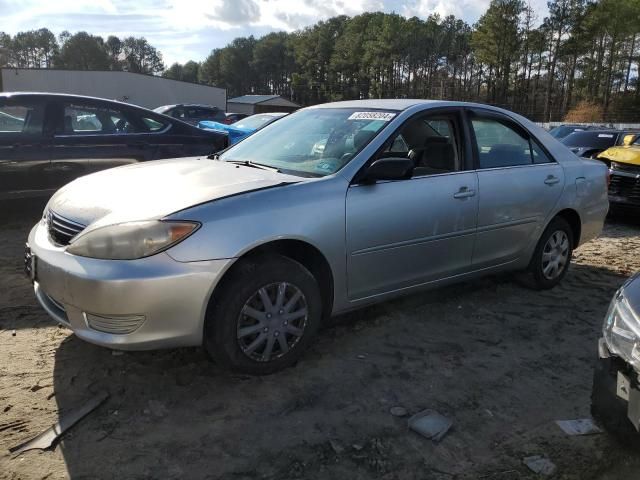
top-left (1, 0), bottom-right (550, 66)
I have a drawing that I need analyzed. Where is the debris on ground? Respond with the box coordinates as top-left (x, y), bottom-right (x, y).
top-left (329, 439), bottom-right (345, 454)
top-left (9, 391), bottom-right (109, 456)
top-left (407, 409), bottom-right (452, 442)
top-left (523, 455), bottom-right (557, 476)
top-left (555, 418), bottom-right (602, 436)
top-left (111, 350), bottom-right (124, 356)
top-left (11, 329), bottom-right (16, 336)
top-left (390, 406), bottom-right (408, 417)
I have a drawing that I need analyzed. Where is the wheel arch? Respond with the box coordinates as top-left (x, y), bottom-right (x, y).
top-left (554, 208), bottom-right (582, 248)
top-left (206, 238), bottom-right (335, 323)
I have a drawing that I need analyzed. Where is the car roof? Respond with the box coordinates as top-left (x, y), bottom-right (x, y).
top-left (310, 99), bottom-right (443, 111)
top-left (308, 99), bottom-right (540, 114)
top-left (565, 129), bottom-right (619, 135)
top-left (0, 91), bottom-right (146, 109)
top-left (169, 103), bottom-right (220, 109)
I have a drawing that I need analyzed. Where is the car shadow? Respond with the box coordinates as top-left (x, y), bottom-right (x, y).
top-left (38, 260), bottom-right (636, 478)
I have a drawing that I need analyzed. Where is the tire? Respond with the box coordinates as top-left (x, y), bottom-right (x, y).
top-left (204, 254), bottom-right (322, 375)
top-left (524, 216), bottom-right (574, 290)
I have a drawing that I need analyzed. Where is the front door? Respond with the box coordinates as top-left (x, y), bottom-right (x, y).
top-left (346, 109), bottom-right (478, 300)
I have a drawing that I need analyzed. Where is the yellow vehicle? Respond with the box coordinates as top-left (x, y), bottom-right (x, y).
top-left (598, 134), bottom-right (640, 211)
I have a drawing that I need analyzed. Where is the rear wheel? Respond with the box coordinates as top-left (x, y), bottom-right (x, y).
top-left (204, 255), bottom-right (322, 375)
top-left (524, 217), bottom-right (574, 290)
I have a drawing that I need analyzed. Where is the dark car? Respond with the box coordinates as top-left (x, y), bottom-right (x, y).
top-left (153, 104), bottom-right (233, 125)
top-left (0, 93), bottom-right (227, 200)
top-left (560, 129), bottom-right (632, 158)
top-left (549, 124), bottom-right (599, 140)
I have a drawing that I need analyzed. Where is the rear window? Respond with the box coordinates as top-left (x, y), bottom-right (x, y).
top-left (561, 131), bottom-right (618, 149)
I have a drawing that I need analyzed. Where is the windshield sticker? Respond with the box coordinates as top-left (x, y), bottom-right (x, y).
top-left (598, 134), bottom-right (614, 138)
top-left (348, 111), bottom-right (396, 121)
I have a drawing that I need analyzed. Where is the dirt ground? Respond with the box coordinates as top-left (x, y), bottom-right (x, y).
top-left (2, 201), bottom-right (640, 479)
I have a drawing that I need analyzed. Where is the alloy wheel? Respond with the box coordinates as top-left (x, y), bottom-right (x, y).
top-left (236, 282), bottom-right (308, 362)
top-left (541, 230), bottom-right (570, 280)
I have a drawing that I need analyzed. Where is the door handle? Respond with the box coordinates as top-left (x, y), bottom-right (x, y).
top-left (453, 187), bottom-right (476, 199)
top-left (544, 175), bottom-right (560, 185)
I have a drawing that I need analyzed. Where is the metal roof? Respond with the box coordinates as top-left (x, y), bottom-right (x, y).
top-left (227, 95), bottom-right (299, 107)
top-left (227, 95), bottom-right (280, 104)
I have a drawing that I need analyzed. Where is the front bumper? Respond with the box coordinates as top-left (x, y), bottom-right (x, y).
top-left (27, 222), bottom-right (233, 350)
top-left (608, 168), bottom-right (640, 209)
top-left (592, 338), bottom-right (640, 432)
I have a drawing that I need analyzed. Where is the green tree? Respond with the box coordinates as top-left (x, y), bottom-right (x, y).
top-left (55, 32), bottom-right (110, 70)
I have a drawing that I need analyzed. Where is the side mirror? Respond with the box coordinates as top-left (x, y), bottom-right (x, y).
top-left (361, 157), bottom-right (414, 182)
top-left (623, 134), bottom-right (636, 146)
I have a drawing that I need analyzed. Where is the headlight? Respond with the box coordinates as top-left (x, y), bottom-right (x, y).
top-left (66, 220), bottom-right (199, 260)
top-left (603, 290), bottom-right (640, 368)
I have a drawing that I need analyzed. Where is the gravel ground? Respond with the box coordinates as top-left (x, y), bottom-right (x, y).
top-left (1, 201), bottom-right (640, 479)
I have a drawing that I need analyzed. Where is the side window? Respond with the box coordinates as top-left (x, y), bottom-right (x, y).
top-left (0, 102), bottom-right (45, 136)
top-left (382, 115), bottom-right (460, 176)
top-left (141, 116), bottom-right (168, 132)
top-left (62, 104), bottom-right (138, 135)
top-left (170, 107), bottom-right (184, 119)
top-left (531, 140), bottom-right (553, 164)
top-left (471, 117), bottom-right (532, 168)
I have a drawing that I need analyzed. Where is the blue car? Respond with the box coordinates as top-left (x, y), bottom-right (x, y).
top-left (199, 112), bottom-right (288, 144)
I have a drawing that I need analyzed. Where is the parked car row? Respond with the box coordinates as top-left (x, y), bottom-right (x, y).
top-left (551, 123), bottom-right (640, 214)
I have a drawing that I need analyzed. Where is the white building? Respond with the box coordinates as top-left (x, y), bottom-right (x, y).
top-left (0, 68), bottom-right (226, 110)
top-left (227, 95), bottom-right (300, 115)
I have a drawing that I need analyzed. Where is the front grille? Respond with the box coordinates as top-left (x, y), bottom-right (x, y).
top-left (609, 172), bottom-right (640, 203)
top-left (47, 211), bottom-right (86, 246)
top-left (613, 162), bottom-right (640, 175)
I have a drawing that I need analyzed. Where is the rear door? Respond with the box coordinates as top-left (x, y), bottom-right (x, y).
top-left (0, 96), bottom-right (50, 199)
top-left (468, 109), bottom-right (564, 268)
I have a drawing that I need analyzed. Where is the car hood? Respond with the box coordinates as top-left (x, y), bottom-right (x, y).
top-left (46, 157), bottom-right (301, 228)
top-left (598, 146), bottom-right (640, 165)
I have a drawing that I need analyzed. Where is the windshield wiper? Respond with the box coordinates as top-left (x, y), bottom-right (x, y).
top-left (224, 159), bottom-right (281, 173)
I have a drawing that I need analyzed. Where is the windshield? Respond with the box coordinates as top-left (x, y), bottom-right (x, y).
top-left (561, 131), bottom-right (617, 148)
top-left (233, 114), bottom-right (281, 130)
top-left (218, 108), bottom-right (395, 177)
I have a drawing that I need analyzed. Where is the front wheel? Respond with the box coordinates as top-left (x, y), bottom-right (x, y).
top-left (204, 255), bottom-right (323, 375)
top-left (525, 217), bottom-right (574, 290)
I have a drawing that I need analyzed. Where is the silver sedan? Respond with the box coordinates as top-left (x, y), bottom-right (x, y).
top-left (27, 100), bottom-right (609, 374)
